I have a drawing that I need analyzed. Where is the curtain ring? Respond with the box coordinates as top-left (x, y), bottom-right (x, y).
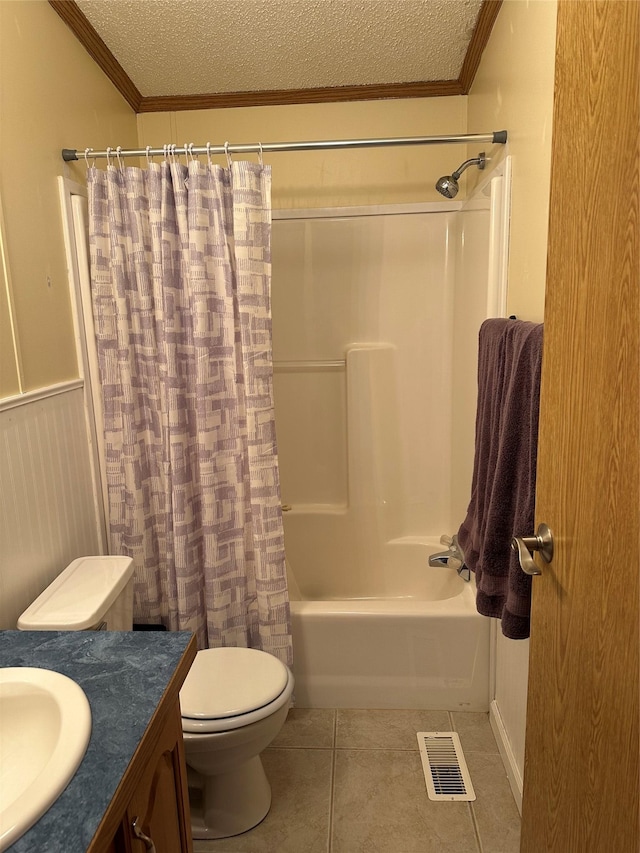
top-left (258, 142), bottom-right (264, 167)
top-left (115, 145), bottom-right (123, 169)
top-left (224, 141), bottom-right (232, 169)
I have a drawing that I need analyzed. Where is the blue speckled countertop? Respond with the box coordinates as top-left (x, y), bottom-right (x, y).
top-left (1, 630), bottom-right (194, 852)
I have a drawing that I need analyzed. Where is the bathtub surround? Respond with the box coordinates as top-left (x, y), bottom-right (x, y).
top-left (457, 319), bottom-right (544, 639)
top-left (272, 191), bottom-right (508, 710)
top-left (87, 159), bottom-right (291, 662)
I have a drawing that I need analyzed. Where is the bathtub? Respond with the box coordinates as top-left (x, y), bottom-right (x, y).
top-left (288, 538), bottom-right (490, 710)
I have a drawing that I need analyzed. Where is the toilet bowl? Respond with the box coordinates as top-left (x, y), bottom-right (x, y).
top-left (180, 646), bottom-right (294, 839)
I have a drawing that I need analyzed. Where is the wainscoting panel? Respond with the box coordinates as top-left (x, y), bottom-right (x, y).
top-left (0, 386), bottom-right (102, 629)
top-left (491, 627), bottom-right (530, 813)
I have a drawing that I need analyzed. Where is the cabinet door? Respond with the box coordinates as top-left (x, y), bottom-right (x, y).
top-left (106, 824), bottom-right (130, 853)
top-left (124, 703), bottom-right (193, 853)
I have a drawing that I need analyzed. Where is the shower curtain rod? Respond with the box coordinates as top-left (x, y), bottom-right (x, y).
top-left (61, 130), bottom-right (508, 162)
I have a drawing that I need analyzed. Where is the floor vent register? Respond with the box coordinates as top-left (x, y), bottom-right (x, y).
top-left (417, 731), bottom-right (476, 801)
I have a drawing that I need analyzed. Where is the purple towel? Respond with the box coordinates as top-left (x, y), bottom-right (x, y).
top-left (457, 318), bottom-right (544, 639)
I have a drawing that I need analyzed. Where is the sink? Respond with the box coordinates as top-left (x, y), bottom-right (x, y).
top-left (0, 667), bottom-right (91, 851)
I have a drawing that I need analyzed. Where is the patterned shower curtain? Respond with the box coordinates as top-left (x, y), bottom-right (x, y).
top-left (87, 157), bottom-right (292, 664)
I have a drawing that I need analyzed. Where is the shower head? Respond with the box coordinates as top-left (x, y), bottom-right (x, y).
top-left (435, 152), bottom-right (486, 198)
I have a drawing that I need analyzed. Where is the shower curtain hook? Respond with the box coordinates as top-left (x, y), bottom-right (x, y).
top-left (145, 145), bottom-right (152, 167)
top-left (224, 141), bottom-right (232, 169)
top-left (84, 148), bottom-right (94, 168)
top-left (206, 142), bottom-right (212, 166)
top-left (115, 146), bottom-right (123, 169)
top-left (106, 146), bottom-right (112, 167)
top-left (258, 142), bottom-right (264, 167)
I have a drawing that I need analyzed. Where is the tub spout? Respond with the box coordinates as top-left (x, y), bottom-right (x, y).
top-left (429, 550), bottom-right (456, 567)
top-left (429, 534), bottom-right (471, 582)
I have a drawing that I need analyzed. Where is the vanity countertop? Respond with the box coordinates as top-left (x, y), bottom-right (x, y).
top-left (1, 629), bottom-right (196, 853)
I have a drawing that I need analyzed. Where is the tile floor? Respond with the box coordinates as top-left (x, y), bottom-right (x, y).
top-left (192, 708), bottom-right (521, 853)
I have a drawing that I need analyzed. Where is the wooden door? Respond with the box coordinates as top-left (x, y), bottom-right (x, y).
top-left (521, 1), bottom-right (639, 851)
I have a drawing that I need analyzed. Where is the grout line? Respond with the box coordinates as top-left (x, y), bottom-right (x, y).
top-left (469, 801), bottom-right (484, 853)
top-left (334, 745), bottom-right (423, 751)
top-left (451, 712), bottom-right (483, 852)
top-left (267, 744), bottom-right (336, 751)
top-left (327, 710), bottom-right (338, 853)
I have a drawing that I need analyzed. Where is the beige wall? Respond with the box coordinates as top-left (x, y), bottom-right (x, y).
top-left (0, 0), bottom-right (557, 394)
top-left (465, 0), bottom-right (558, 803)
top-left (137, 97), bottom-right (468, 210)
top-left (468, 0), bottom-right (558, 322)
top-left (0, 0), bottom-right (138, 394)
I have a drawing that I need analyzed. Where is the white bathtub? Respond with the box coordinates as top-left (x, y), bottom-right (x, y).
top-left (288, 538), bottom-right (490, 710)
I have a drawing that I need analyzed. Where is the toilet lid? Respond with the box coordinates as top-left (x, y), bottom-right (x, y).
top-left (180, 647), bottom-right (290, 720)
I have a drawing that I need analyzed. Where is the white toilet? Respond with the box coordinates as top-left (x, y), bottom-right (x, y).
top-left (17, 555), bottom-right (294, 840)
top-left (180, 646), bottom-right (294, 839)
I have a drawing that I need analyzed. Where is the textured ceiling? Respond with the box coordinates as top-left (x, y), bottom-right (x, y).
top-left (74, 0), bottom-right (484, 97)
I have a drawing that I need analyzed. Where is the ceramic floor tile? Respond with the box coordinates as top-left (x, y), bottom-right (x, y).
top-left (192, 748), bottom-right (332, 853)
top-left (451, 712), bottom-right (500, 755)
top-left (466, 752), bottom-right (521, 853)
top-left (271, 707), bottom-right (336, 749)
top-left (336, 708), bottom-right (450, 750)
top-left (331, 749), bottom-right (479, 853)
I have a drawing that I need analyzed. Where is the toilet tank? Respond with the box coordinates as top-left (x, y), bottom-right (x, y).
top-left (17, 556), bottom-right (134, 631)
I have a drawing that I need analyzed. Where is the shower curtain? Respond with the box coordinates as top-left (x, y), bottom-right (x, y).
top-left (87, 157), bottom-right (292, 665)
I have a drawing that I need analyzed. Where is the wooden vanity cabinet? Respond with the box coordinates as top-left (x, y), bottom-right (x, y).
top-left (88, 636), bottom-right (197, 853)
top-left (123, 704), bottom-right (192, 852)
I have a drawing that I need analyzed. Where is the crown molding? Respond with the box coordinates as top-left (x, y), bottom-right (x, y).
top-left (138, 80), bottom-right (464, 113)
top-left (48, 0), bottom-right (142, 111)
top-left (49, 0), bottom-right (501, 114)
top-left (459, 0), bottom-right (503, 94)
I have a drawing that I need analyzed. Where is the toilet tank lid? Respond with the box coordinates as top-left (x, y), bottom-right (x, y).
top-left (17, 556), bottom-right (134, 630)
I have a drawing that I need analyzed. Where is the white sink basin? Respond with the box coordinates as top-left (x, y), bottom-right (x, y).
top-left (0, 667), bottom-right (91, 851)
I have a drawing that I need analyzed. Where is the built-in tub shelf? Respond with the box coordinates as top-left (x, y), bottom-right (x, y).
top-left (273, 359), bottom-right (346, 372)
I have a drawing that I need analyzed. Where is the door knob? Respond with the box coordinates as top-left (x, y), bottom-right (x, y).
top-left (511, 523), bottom-right (554, 576)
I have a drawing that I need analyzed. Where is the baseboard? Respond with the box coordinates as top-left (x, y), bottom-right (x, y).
top-left (489, 699), bottom-right (523, 815)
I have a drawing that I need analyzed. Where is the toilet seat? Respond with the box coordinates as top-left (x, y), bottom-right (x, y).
top-left (180, 647), bottom-right (293, 734)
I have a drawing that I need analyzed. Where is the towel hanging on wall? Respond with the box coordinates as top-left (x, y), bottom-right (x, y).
top-left (457, 318), bottom-right (544, 640)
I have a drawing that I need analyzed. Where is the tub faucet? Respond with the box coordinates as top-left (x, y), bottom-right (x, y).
top-left (429, 534), bottom-right (471, 582)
